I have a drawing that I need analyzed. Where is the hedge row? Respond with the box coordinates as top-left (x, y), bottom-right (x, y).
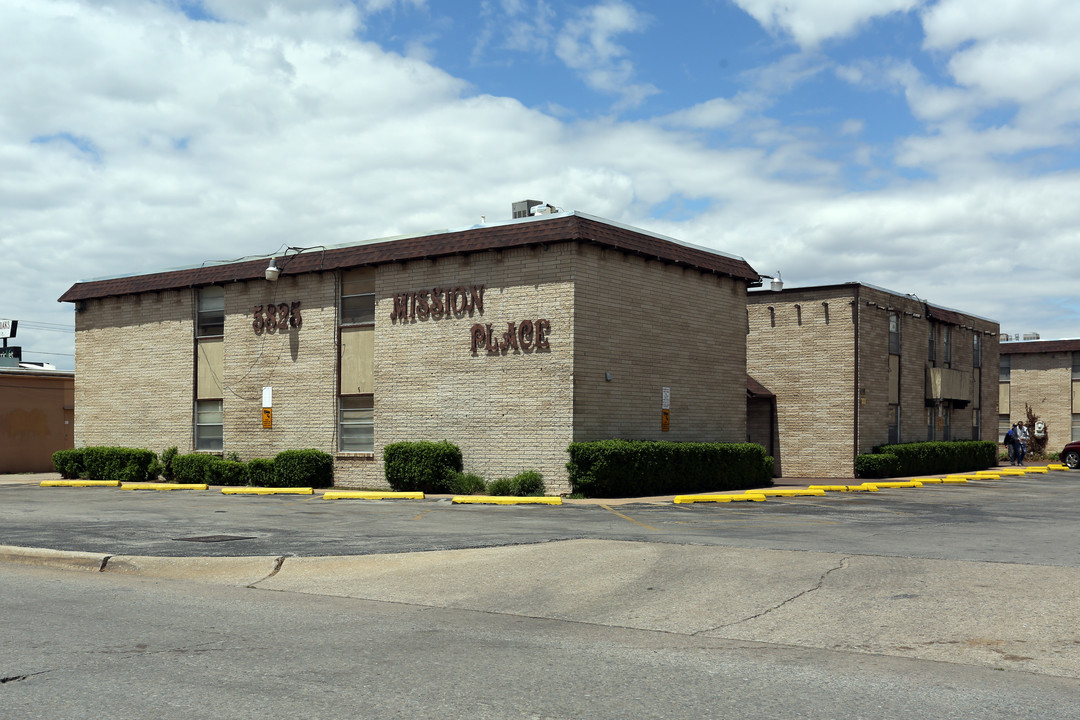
top-left (855, 440), bottom-right (997, 479)
top-left (566, 440), bottom-right (774, 498)
top-left (52, 447), bottom-right (156, 483)
top-left (383, 442), bottom-right (548, 496)
top-left (53, 447), bottom-right (333, 488)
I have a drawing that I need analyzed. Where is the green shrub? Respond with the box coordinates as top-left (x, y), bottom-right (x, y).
top-left (567, 440), bottom-right (773, 498)
top-left (246, 458), bottom-right (275, 487)
top-left (854, 453), bottom-right (900, 479)
top-left (486, 477), bottom-right (514, 496)
top-left (383, 441), bottom-right (463, 493)
top-left (52, 449), bottom-right (85, 479)
top-left (171, 453), bottom-right (220, 484)
top-left (871, 441), bottom-right (997, 477)
top-left (79, 447), bottom-right (156, 482)
top-left (448, 471), bottom-right (486, 495)
top-left (159, 447), bottom-right (178, 481)
top-left (272, 449), bottom-right (333, 488)
top-left (509, 469), bottom-right (545, 496)
top-left (218, 460), bottom-right (248, 486)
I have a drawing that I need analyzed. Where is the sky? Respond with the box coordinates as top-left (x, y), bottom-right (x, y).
top-left (3, 0), bottom-right (1079, 371)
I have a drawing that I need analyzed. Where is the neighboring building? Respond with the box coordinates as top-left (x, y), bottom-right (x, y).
top-left (0, 366), bottom-right (74, 473)
top-left (998, 339), bottom-right (1080, 450)
top-left (58, 210), bottom-right (760, 493)
top-left (747, 283), bottom-right (999, 478)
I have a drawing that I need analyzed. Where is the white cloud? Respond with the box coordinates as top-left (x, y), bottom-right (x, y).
top-left (3, 0), bottom-right (1080, 368)
top-left (553, 1), bottom-right (657, 107)
top-left (732, 0), bottom-right (922, 48)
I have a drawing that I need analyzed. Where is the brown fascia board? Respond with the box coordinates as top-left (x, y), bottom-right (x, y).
top-left (57, 213), bottom-right (760, 303)
top-left (1001, 338), bottom-right (1080, 355)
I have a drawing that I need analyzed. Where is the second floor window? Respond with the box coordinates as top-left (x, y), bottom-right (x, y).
top-left (888, 312), bottom-right (900, 354)
top-left (197, 286), bottom-right (224, 337)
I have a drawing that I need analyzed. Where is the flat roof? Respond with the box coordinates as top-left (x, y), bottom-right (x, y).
top-left (748, 281), bottom-right (999, 326)
top-left (58, 211), bottom-right (760, 303)
top-left (1001, 338), bottom-right (1080, 354)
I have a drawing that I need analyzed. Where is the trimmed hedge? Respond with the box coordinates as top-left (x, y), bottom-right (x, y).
top-left (172, 453), bottom-right (225, 485)
top-left (486, 470), bottom-right (546, 497)
top-left (567, 440), bottom-right (774, 498)
top-left (384, 441), bottom-right (463, 493)
top-left (246, 458), bottom-right (275, 487)
top-left (854, 453), bottom-right (900, 479)
top-left (53, 447), bottom-right (155, 482)
top-left (52, 449), bottom-right (85, 479)
top-left (856, 441), bottom-right (997, 478)
top-left (271, 449), bottom-right (333, 488)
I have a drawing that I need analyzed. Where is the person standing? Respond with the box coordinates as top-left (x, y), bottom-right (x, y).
top-left (1005, 423), bottom-right (1017, 464)
top-left (1016, 420), bottom-right (1030, 465)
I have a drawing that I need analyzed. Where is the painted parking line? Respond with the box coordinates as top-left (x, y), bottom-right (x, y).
top-left (598, 504), bottom-right (659, 530)
top-left (324, 491), bottom-right (425, 500)
top-left (39, 480), bottom-right (120, 488)
top-left (809, 484), bottom-right (879, 492)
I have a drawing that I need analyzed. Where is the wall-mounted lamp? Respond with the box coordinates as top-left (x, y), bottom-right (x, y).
top-left (264, 245), bottom-right (325, 282)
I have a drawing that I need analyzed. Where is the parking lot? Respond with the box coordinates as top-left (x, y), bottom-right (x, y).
top-left (3, 469), bottom-right (1078, 566)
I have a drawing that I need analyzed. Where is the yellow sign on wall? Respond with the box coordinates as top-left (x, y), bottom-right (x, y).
top-left (661, 408), bottom-right (670, 432)
top-left (262, 408), bottom-right (272, 429)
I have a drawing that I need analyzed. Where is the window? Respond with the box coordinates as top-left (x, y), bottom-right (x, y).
top-left (943, 326), bottom-right (952, 365)
top-left (339, 395), bottom-right (373, 452)
top-left (973, 334), bottom-right (982, 367)
top-left (999, 414), bottom-right (1011, 442)
top-left (197, 286), bottom-right (225, 337)
top-left (888, 312), bottom-right (900, 354)
top-left (1000, 354), bottom-right (1011, 382)
top-left (1073, 414), bottom-right (1080, 442)
top-left (926, 407), bottom-right (935, 441)
top-left (195, 399), bottom-right (223, 451)
top-left (942, 405), bottom-right (951, 441)
top-left (888, 406), bottom-right (900, 445)
top-left (973, 409), bottom-right (981, 440)
top-left (1073, 352), bottom-right (1080, 381)
top-left (928, 325), bottom-right (936, 364)
top-left (341, 269), bottom-right (375, 325)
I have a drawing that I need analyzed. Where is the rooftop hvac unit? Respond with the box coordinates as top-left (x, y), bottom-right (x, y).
top-left (512, 200), bottom-right (542, 219)
top-left (1022, 332), bottom-right (1040, 341)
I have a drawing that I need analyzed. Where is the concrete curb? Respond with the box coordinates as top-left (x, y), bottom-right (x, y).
top-left (323, 491), bottom-right (425, 500)
top-left (673, 493), bottom-right (766, 504)
top-left (121, 482), bottom-right (209, 491)
top-left (0, 544), bottom-right (109, 571)
top-left (39, 480), bottom-right (120, 487)
top-left (221, 487), bottom-right (313, 495)
top-left (451, 495), bottom-right (563, 505)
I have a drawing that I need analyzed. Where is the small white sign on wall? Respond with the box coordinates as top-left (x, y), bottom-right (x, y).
top-left (262, 386), bottom-right (273, 408)
top-left (661, 386), bottom-right (670, 410)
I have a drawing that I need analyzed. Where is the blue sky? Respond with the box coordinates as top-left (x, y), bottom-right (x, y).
top-left (2, 0), bottom-right (1080, 369)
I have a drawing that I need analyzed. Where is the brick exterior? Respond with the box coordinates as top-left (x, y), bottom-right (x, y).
top-left (572, 245), bottom-right (747, 443)
top-left (74, 290), bottom-right (195, 453)
top-left (748, 284), bottom-right (999, 478)
top-left (66, 230), bottom-right (752, 494)
top-left (1000, 343), bottom-right (1078, 453)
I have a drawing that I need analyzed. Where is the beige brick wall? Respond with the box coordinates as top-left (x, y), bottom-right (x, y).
top-left (1004, 350), bottom-right (1073, 454)
top-left (573, 245), bottom-right (748, 444)
top-left (371, 244), bottom-right (576, 492)
top-left (222, 272), bottom-right (338, 463)
top-left (748, 288), bottom-right (856, 477)
top-left (74, 291), bottom-right (195, 453)
top-left (749, 285), bottom-right (999, 478)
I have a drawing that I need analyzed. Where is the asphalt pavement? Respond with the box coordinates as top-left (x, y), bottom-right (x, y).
top-left (3, 466), bottom-right (1080, 681)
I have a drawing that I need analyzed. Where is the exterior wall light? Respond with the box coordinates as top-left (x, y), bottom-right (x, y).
top-left (265, 258), bottom-right (281, 282)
